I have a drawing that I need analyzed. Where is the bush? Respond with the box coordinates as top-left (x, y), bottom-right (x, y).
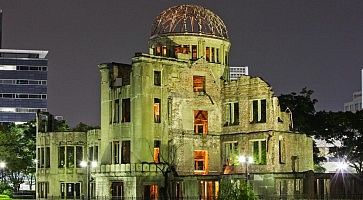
top-left (0, 194), bottom-right (11, 200)
top-left (219, 178), bottom-right (256, 200)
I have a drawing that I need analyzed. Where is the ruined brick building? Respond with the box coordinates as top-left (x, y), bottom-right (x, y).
top-left (36, 4), bottom-right (313, 199)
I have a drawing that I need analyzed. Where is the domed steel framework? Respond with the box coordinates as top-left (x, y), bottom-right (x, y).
top-left (151, 5), bottom-right (229, 39)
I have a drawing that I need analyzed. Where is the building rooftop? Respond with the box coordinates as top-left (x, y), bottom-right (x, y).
top-left (0, 49), bottom-right (48, 58)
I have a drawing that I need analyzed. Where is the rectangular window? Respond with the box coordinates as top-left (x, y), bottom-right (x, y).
top-left (193, 76), bottom-right (205, 93)
top-left (58, 146), bottom-right (65, 168)
top-left (76, 146), bottom-right (83, 168)
top-left (162, 46), bottom-right (167, 56)
top-left (38, 182), bottom-right (49, 199)
top-left (114, 99), bottom-right (120, 123)
top-left (154, 140), bottom-right (160, 163)
top-left (225, 51), bottom-right (229, 65)
top-left (45, 147), bottom-right (50, 168)
top-left (250, 99), bottom-right (267, 123)
top-left (194, 150), bottom-right (208, 174)
top-left (95, 146), bottom-right (99, 161)
top-left (200, 181), bottom-right (219, 200)
top-left (192, 45), bottom-right (197, 60)
top-left (154, 71), bottom-right (161, 86)
top-left (122, 98), bottom-right (131, 122)
top-left (88, 146), bottom-right (94, 161)
top-left (279, 138), bottom-right (286, 164)
top-left (121, 140), bottom-right (131, 164)
top-left (225, 102), bottom-right (239, 125)
top-left (194, 110), bottom-right (208, 135)
top-left (113, 141), bottom-right (120, 164)
top-left (205, 47), bottom-right (210, 62)
top-left (216, 48), bottom-right (220, 63)
top-left (144, 185), bottom-right (159, 200)
top-left (183, 45), bottom-right (190, 54)
top-left (66, 146), bottom-right (74, 168)
top-left (156, 46), bottom-right (161, 56)
top-left (211, 48), bottom-right (215, 62)
top-left (154, 98), bottom-right (161, 123)
top-left (223, 142), bottom-right (238, 166)
top-left (111, 182), bottom-right (124, 199)
top-left (60, 183), bottom-right (81, 199)
top-left (40, 147), bottom-right (45, 168)
top-left (252, 140), bottom-right (267, 165)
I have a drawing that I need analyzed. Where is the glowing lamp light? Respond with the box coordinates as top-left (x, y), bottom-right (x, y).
top-left (337, 161), bottom-right (348, 171)
top-left (0, 161), bottom-right (6, 169)
top-left (80, 161), bottom-right (88, 168)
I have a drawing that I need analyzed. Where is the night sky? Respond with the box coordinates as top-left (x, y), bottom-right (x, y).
top-left (0, 0), bottom-right (362, 126)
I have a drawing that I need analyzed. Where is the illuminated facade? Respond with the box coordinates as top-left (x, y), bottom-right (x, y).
top-left (36, 5), bottom-right (313, 199)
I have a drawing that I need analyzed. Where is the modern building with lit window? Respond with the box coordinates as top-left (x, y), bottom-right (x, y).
top-left (0, 49), bottom-right (48, 123)
top-left (36, 5), bottom-right (315, 199)
top-left (229, 66), bottom-right (249, 80)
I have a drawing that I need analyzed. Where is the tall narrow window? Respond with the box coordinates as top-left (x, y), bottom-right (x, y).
top-left (156, 46), bottom-right (161, 56)
top-left (154, 71), bottom-right (161, 86)
top-left (205, 47), bottom-right (210, 62)
top-left (38, 182), bottom-right (49, 198)
top-left (225, 51), bottom-right (229, 65)
top-left (121, 140), bottom-right (131, 164)
top-left (66, 146), bottom-right (75, 168)
top-left (216, 48), bottom-right (220, 63)
top-left (40, 147), bottom-right (45, 168)
top-left (192, 45), bottom-right (197, 60)
top-left (88, 146), bottom-right (94, 161)
top-left (223, 142), bottom-right (238, 166)
top-left (250, 99), bottom-right (267, 123)
top-left (154, 140), bottom-right (160, 163)
top-left (162, 46), bottom-right (167, 56)
top-left (154, 98), bottom-right (161, 123)
top-left (58, 146), bottom-right (65, 168)
top-left (193, 76), bottom-right (205, 93)
top-left (113, 141), bottom-right (120, 164)
top-left (94, 146), bottom-right (99, 161)
top-left (183, 45), bottom-right (190, 54)
top-left (252, 140), bottom-right (267, 165)
top-left (211, 48), bottom-right (215, 62)
top-left (226, 102), bottom-right (239, 125)
top-left (279, 138), bottom-right (286, 164)
top-left (194, 150), bottom-right (208, 174)
top-left (114, 99), bottom-right (120, 123)
top-left (45, 147), bottom-right (50, 168)
top-left (194, 110), bottom-right (208, 135)
top-left (76, 146), bottom-right (83, 168)
top-left (144, 185), bottom-right (159, 200)
top-left (122, 98), bottom-right (131, 122)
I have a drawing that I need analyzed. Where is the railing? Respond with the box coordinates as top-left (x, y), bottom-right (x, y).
top-left (95, 163), bottom-right (166, 174)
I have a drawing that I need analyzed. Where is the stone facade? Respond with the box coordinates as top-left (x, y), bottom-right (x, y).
top-left (36, 4), bottom-right (313, 199)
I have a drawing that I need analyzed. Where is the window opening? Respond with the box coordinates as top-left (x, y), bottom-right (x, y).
top-left (153, 140), bottom-right (160, 163)
top-left (252, 140), bottom-right (267, 165)
top-left (122, 98), bottom-right (131, 122)
top-left (194, 110), bottom-right (208, 135)
top-left (194, 150), bottom-right (208, 174)
top-left (193, 76), bottom-right (205, 93)
top-left (154, 98), bottom-right (161, 123)
top-left (154, 71), bottom-right (161, 86)
top-left (121, 140), bottom-right (130, 164)
top-left (250, 99), bottom-right (267, 123)
top-left (205, 47), bottom-right (210, 62)
top-left (192, 45), bottom-right (197, 60)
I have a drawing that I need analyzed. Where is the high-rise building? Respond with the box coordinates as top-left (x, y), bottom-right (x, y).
top-left (0, 49), bottom-right (48, 123)
top-left (344, 91), bottom-right (362, 113)
top-left (230, 66), bottom-right (249, 80)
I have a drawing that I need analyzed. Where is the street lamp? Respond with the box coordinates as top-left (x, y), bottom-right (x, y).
top-left (238, 156), bottom-right (253, 183)
top-left (0, 161), bottom-right (6, 182)
top-left (80, 161), bottom-right (97, 200)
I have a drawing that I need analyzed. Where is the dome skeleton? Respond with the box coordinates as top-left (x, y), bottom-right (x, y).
top-left (151, 5), bottom-right (229, 39)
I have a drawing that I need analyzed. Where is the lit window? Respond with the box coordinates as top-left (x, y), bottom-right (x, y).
top-left (251, 140), bottom-right (267, 165)
top-left (206, 47), bottom-right (210, 62)
top-left (194, 110), bottom-right (208, 135)
top-left (250, 99), bottom-right (266, 123)
top-left (193, 76), bottom-right (205, 93)
top-left (192, 45), bottom-right (197, 60)
top-left (194, 150), bottom-right (208, 174)
top-left (154, 98), bottom-right (161, 123)
top-left (37, 182), bottom-right (49, 199)
top-left (162, 46), bottom-right (167, 56)
top-left (144, 185), bottom-right (158, 200)
top-left (153, 140), bottom-right (160, 163)
top-left (60, 183), bottom-right (81, 199)
top-left (58, 146), bottom-right (83, 168)
top-left (200, 181), bottom-right (219, 200)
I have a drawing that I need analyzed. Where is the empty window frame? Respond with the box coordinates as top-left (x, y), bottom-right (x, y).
top-left (60, 182), bottom-right (81, 199)
top-left (154, 71), bottom-right (161, 86)
top-left (200, 181), bottom-right (219, 200)
top-left (112, 141), bottom-right (120, 164)
top-left (225, 102), bottom-right (239, 125)
top-left (279, 137), bottom-right (286, 164)
top-left (205, 47), bottom-right (210, 62)
top-left (154, 140), bottom-right (160, 163)
top-left (155, 46), bottom-right (162, 56)
top-left (114, 99), bottom-right (120, 123)
top-left (250, 99), bottom-right (266, 123)
top-left (193, 76), bottom-right (205, 93)
top-left (37, 146), bottom-right (50, 168)
top-left (122, 98), bottom-right (131, 123)
top-left (38, 182), bottom-right (49, 199)
top-left (251, 140), bottom-right (267, 165)
top-left (192, 45), bottom-right (197, 60)
top-left (58, 146), bottom-right (83, 168)
top-left (121, 140), bottom-right (131, 164)
top-left (194, 150), bottom-right (208, 174)
top-left (194, 110), bottom-right (208, 135)
top-left (223, 142), bottom-right (239, 166)
top-left (211, 48), bottom-right (215, 62)
top-left (162, 46), bottom-right (167, 57)
top-left (154, 98), bottom-right (161, 123)
top-left (216, 48), bottom-right (220, 63)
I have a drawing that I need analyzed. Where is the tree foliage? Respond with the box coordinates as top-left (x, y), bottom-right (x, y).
top-left (219, 178), bottom-right (255, 200)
